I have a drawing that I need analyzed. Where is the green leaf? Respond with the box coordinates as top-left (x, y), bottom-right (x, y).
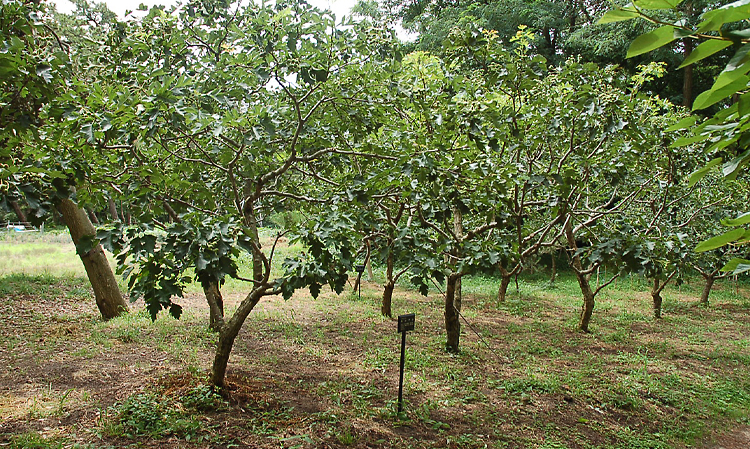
top-left (695, 228), bottom-right (745, 252)
top-left (722, 149), bottom-right (750, 179)
top-left (679, 40), bottom-right (733, 68)
top-left (698, 1), bottom-right (750, 32)
top-left (721, 257), bottom-right (750, 274)
top-left (671, 133), bottom-right (709, 148)
top-left (598, 8), bottom-right (640, 24)
top-left (635, 0), bottom-right (684, 9)
top-left (35, 64), bottom-right (53, 83)
top-left (76, 234), bottom-right (99, 256)
top-left (665, 115), bottom-right (698, 132)
top-left (688, 157), bottom-right (722, 187)
top-left (692, 75), bottom-right (749, 110)
top-left (309, 282), bottom-right (321, 298)
top-left (311, 68), bottom-right (329, 82)
top-left (722, 28), bottom-right (750, 41)
top-left (627, 26), bottom-right (677, 58)
top-left (715, 43), bottom-right (750, 83)
top-left (722, 212), bottom-right (750, 226)
top-left (81, 123), bottom-right (95, 142)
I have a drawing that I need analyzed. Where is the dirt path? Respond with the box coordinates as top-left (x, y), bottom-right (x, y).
top-left (704, 426), bottom-right (750, 449)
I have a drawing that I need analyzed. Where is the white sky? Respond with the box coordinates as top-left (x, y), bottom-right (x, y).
top-left (53, 0), bottom-right (360, 22)
top-left (52, 0), bottom-right (415, 40)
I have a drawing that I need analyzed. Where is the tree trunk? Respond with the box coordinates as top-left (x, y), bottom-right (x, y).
top-left (382, 248), bottom-right (395, 317)
top-left (9, 200), bottom-right (27, 223)
top-left (575, 270), bottom-right (596, 333)
top-left (699, 274), bottom-right (715, 306)
top-left (107, 196), bottom-right (119, 221)
top-left (564, 218), bottom-right (595, 333)
top-left (203, 279), bottom-right (224, 332)
top-left (550, 249), bottom-right (557, 284)
top-left (452, 205), bottom-right (463, 305)
top-left (57, 198), bottom-right (128, 320)
top-left (366, 240), bottom-right (374, 282)
top-left (382, 282), bottom-right (394, 318)
top-left (651, 277), bottom-right (663, 319)
top-left (243, 200), bottom-right (264, 283)
top-left (497, 264), bottom-right (512, 303)
top-left (682, 3), bottom-right (694, 108)
top-left (86, 208), bottom-right (99, 225)
top-left (211, 287), bottom-right (265, 389)
top-left (444, 273), bottom-right (462, 353)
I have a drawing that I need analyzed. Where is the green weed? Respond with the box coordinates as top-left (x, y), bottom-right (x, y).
top-left (104, 392), bottom-right (204, 440)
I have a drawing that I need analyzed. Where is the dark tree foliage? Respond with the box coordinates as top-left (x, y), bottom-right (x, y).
top-left (382, 0), bottom-right (730, 105)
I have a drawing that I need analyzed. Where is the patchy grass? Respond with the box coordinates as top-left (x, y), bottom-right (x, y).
top-left (1, 232), bottom-right (750, 448)
top-left (0, 231), bottom-right (85, 277)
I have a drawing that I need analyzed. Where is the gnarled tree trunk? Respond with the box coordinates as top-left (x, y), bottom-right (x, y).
top-left (211, 286), bottom-right (265, 389)
top-left (651, 278), bottom-right (663, 319)
top-left (650, 271), bottom-right (676, 319)
top-left (382, 247), bottom-right (395, 317)
top-left (497, 264), bottom-right (514, 302)
top-left (444, 272), bottom-right (462, 353)
top-left (203, 279), bottom-right (224, 331)
top-left (564, 219), bottom-right (595, 333)
top-left (382, 281), bottom-right (395, 318)
top-left (57, 198), bottom-right (128, 320)
top-left (699, 273), bottom-right (715, 306)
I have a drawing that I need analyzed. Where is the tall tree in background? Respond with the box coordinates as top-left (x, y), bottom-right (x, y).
top-left (379, 0), bottom-right (727, 105)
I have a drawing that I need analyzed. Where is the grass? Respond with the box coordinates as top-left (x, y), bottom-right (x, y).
top-left (1, 231), bottom-right (750, 448)
top-left (0, 230), bottom-right (87, 277)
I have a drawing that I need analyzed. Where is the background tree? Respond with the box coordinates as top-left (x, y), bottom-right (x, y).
top-left (381, 0), bottom-right (728, 105)
top-left (606, 0), bottom-right (750, 275)
top-left (1, 0), bottom-right (128, 320)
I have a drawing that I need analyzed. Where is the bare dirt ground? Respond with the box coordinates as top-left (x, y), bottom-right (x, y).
top-left (1, 275), bottom-right (750, 448)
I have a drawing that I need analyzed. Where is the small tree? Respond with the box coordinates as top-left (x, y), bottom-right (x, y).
top-left (72, 1), bottom-right (402, 389)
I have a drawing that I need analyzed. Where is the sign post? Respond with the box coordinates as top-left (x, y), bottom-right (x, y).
top-left (354, 265), bottom-right (365, 300)
top-left (397, 313), bottom-right (415, 414)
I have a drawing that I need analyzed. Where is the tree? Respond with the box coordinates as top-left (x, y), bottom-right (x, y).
top-left (382, 0), bottom-right (725, 104)
top-left (67, 1), bottom-right (402, 389)
top-left (445, 25), bottom-right (685, 331)
top-left (1, 0), bottom-right (128, 320)
top-left (603, 0), bottom-right (750, 272)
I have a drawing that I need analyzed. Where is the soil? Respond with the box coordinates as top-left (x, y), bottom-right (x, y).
top-left (1, 276), bottom-right (749, 448)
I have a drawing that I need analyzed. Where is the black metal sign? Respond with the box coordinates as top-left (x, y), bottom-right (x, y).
top-left (397, 313), bottom-right (415, 333)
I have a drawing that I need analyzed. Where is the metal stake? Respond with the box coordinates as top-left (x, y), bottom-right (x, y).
top-left (398, 329), bottom-right (407, 413)
top-left (396, 313), bottom-right (415, 414)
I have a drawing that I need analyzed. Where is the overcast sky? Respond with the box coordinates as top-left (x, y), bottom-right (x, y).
top-left (53, 0), bottom-right (360, 20)
top-left (52, 0), bottom-right (416, 40)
